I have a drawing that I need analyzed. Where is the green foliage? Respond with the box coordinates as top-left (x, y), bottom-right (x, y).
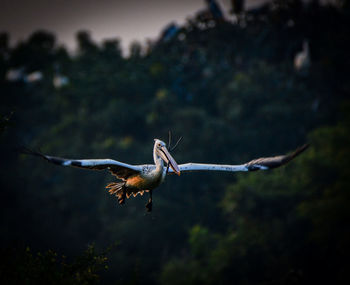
top-left (160, 111), bottom-right (350, 285)
top-left (0, 245), bottom-right (111, 285)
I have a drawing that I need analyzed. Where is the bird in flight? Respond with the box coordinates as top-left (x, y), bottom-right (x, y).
top-left (23, 139), bottom-right (308, 211)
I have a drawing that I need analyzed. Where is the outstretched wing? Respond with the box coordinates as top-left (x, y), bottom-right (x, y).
top-left (21, 148), bottom-right (142, 180)
top-left (167, 144), bottom-right (309, 174)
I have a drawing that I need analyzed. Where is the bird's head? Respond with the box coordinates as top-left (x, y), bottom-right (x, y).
top-left (154, 139), bottom-right (180, 176)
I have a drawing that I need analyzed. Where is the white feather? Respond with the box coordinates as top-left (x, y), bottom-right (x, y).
top-left (169, 163), bottom-right (249, 173)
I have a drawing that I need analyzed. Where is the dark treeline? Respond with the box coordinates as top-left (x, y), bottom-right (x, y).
top-left (1, 0), bottom-right (350, 284)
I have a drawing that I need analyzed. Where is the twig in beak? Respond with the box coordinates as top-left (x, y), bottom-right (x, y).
top-left (168, 130), bottom-right (172, 150)
top-left (166, 131), bottom-right (182, 174)
top-left (170, 136), bottom-right (182, 152)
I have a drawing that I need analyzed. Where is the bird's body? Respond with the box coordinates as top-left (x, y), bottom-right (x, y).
top-left (106, 163), bottom-right (165, 201)
top-left (294, 40), bottom-right (310, 72)
top-left (23, 138), bottom-right (308, 211)
top-left (126, 168), bottom-right (163, 191)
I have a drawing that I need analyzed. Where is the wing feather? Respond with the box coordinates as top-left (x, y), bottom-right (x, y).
top-left (167, 144), bottom-right (309, 174)
top-left (21, 148), bottom-right (142, 180)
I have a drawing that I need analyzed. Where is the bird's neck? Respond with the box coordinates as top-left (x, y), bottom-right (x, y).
top-left (153, 146), bottom-right (164, 170)
top-left (152, 147), bottom-right (166, 182)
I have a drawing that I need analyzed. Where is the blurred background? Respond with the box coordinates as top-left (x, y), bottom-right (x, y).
top-left (1, 0), bottom-right (349, 284)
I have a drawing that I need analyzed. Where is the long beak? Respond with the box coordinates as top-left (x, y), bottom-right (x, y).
top-left (159, 146), bottom-right (181, 176)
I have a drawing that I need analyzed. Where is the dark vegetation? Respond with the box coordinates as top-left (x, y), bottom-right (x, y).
top-left (1, 0), bottom-right (350, 284)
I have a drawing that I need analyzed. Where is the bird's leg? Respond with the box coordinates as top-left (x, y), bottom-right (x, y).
top-left (145, 190), bottom-right (153, 212)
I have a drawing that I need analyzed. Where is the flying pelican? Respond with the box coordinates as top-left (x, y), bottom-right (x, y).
top-left (23, 139), bottom-right (308, 211)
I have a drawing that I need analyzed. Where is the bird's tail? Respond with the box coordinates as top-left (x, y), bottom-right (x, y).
top-left (106, 182), bottom-right (126, 204)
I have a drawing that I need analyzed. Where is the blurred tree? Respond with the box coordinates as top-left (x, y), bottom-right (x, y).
top-left (77, 31), bottom-right (98, 56)
top-left (0, 32), bottom-right (9, 55)
top-left (160, 104), bottom-right (350, 285)
top-left (129, 41), bottom-right (142, 58)
top-left (0, 245), bottom-right (110, 285)
top-left (10, 30), bottom-right (56, 71)
top-left (101, 39), bottom-right (122, 60)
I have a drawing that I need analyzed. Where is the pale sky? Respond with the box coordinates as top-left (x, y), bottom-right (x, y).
top-left (0, 0), bottom-right (269, 54)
